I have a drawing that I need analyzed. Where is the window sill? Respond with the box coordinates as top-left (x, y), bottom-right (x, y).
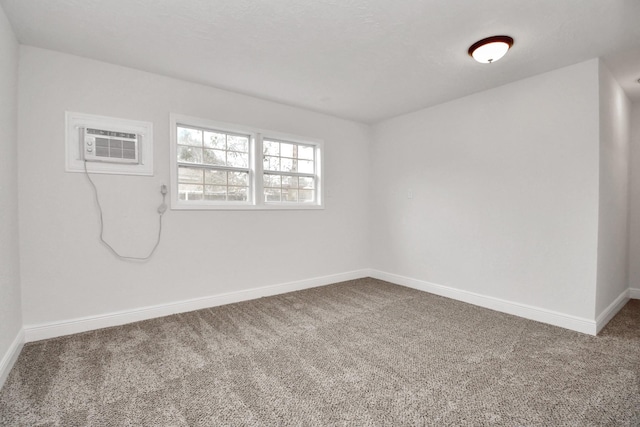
top-left (170, 202), bottom-right (325, 211)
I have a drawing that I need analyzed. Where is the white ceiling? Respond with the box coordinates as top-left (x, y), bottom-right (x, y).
top-left (2, 0), bottom-right (640, 123)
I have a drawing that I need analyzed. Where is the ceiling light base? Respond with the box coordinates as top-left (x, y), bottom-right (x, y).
top-left (468, 36), bottom-right (514, 64)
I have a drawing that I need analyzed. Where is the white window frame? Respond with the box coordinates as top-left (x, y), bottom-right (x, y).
top-left (170, 113), bottom-right (324, 210)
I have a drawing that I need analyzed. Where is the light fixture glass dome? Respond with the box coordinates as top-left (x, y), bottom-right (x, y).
top-left (468, 36), bottom-right (514, 64)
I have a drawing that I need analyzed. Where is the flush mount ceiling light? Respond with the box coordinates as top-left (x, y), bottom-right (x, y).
top-left (468, 35), bottom-right (514, 64)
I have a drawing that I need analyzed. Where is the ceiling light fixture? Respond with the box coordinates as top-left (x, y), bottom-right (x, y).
top-left (468, 36), bottom-right (514, 64)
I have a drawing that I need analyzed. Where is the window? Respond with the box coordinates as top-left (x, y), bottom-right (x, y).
top-left (176, 126), bottom-right (250, 203)
top-left (263, 139), bottom-right (316, 203)
top-left (170, 114), bottom-right (323, 210)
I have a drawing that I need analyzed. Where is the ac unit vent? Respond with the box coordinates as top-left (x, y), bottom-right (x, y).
top-left (82, 128), bottom-right (140, 164)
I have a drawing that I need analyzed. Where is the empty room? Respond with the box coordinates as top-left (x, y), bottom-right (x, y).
top-left (1, 0), bottom-right (640, 425)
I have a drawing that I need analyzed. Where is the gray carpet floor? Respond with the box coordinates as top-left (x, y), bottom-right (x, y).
top-left (1, 278), bottom-right (639, 426)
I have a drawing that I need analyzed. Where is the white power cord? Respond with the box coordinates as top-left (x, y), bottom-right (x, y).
top-left (84, 160), bottom-right (167, 261)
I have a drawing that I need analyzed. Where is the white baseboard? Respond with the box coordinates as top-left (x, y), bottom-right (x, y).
top-left (19, 271), bottom-right (640, 343)
top-left (369, 270), bottom-right (597, 335)
top-left (24, 269), bottom-right (370, 342)
top-left (0, 329), bottom-right (24, 390)
top-left (595, 290), bottom-right (630, 334)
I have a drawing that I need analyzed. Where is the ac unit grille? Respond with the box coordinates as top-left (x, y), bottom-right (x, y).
top-left (95, 138), bottom-right (137, 160)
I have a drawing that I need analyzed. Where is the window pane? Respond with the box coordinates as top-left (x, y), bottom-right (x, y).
top-left (281, 158), bottom-right (294, 172)
top-left (281, 143), bottom-right (294, 158)
top-left (299, 177), bottom-right (314, 189)
top-left (178, 146), bottom-right (203, 164)
top-left (281, 175), bottom-right (297, 189)
top-left (227, 135), bottom-right (249, 153)
top-left (264, 156), bottom-right (280, 171)
top-left (204, 149), bottom-right (226, 166)
top-left (228, 171), bottom-right (248, 186)
top-left (263, 140), bottom-right (279, 156)
top-left (227, 186), bottom-right (248, 201)
top-left (282, 189), bottom-right (298, 202)
top-left (204, 185), bottom-right (226, 201)
top-left (205, 169), bottom-right (226, 185)
top-left (227, 151), bottom-right (248, 168)
top-left (298, 145), bottom-right (314, 160)
top-left (264, 174), bottom-right (281, 188)
top-left (178, 166), bottom-right (203, 184)
top-left (204, 131), bottom-right (226, 149)
top-left (179, 184), bottom-right (203, 201)
top-left (299, 189), bottom-right (314, 202)
top-left (264, 188), bottom-right (281, 202)
top-left (298, 160), bottom-right (314, 174)
top-left (178, 127), bottom-right (202, 147)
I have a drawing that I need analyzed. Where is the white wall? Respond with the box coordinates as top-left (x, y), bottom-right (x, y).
top-left (629, 103), bottom-right (640, 292)
top-left (0, 4), bottom-right (22, 382)
top-left (11, 43), bottom-right (638, 339)
top-left (371, 60), bottom-right (601, 320)
top-left (18, 46), bottom-right (371, 327)
top-left (595, 61), bottom-right (631, 317)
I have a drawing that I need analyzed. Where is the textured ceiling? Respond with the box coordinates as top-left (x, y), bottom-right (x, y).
top-left (2, 0), bottom-right (640, 123)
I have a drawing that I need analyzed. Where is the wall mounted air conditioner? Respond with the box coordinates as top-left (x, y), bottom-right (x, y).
top-left (81, 127), bottom-right (140, 164)
top-left (65, 112), bottom-right (153, 176)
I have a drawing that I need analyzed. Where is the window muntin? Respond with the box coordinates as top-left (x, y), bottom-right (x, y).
top-left (176, 125), bottom-right (251, 202)
top-left (263, 139), bottom-right (316, 203)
